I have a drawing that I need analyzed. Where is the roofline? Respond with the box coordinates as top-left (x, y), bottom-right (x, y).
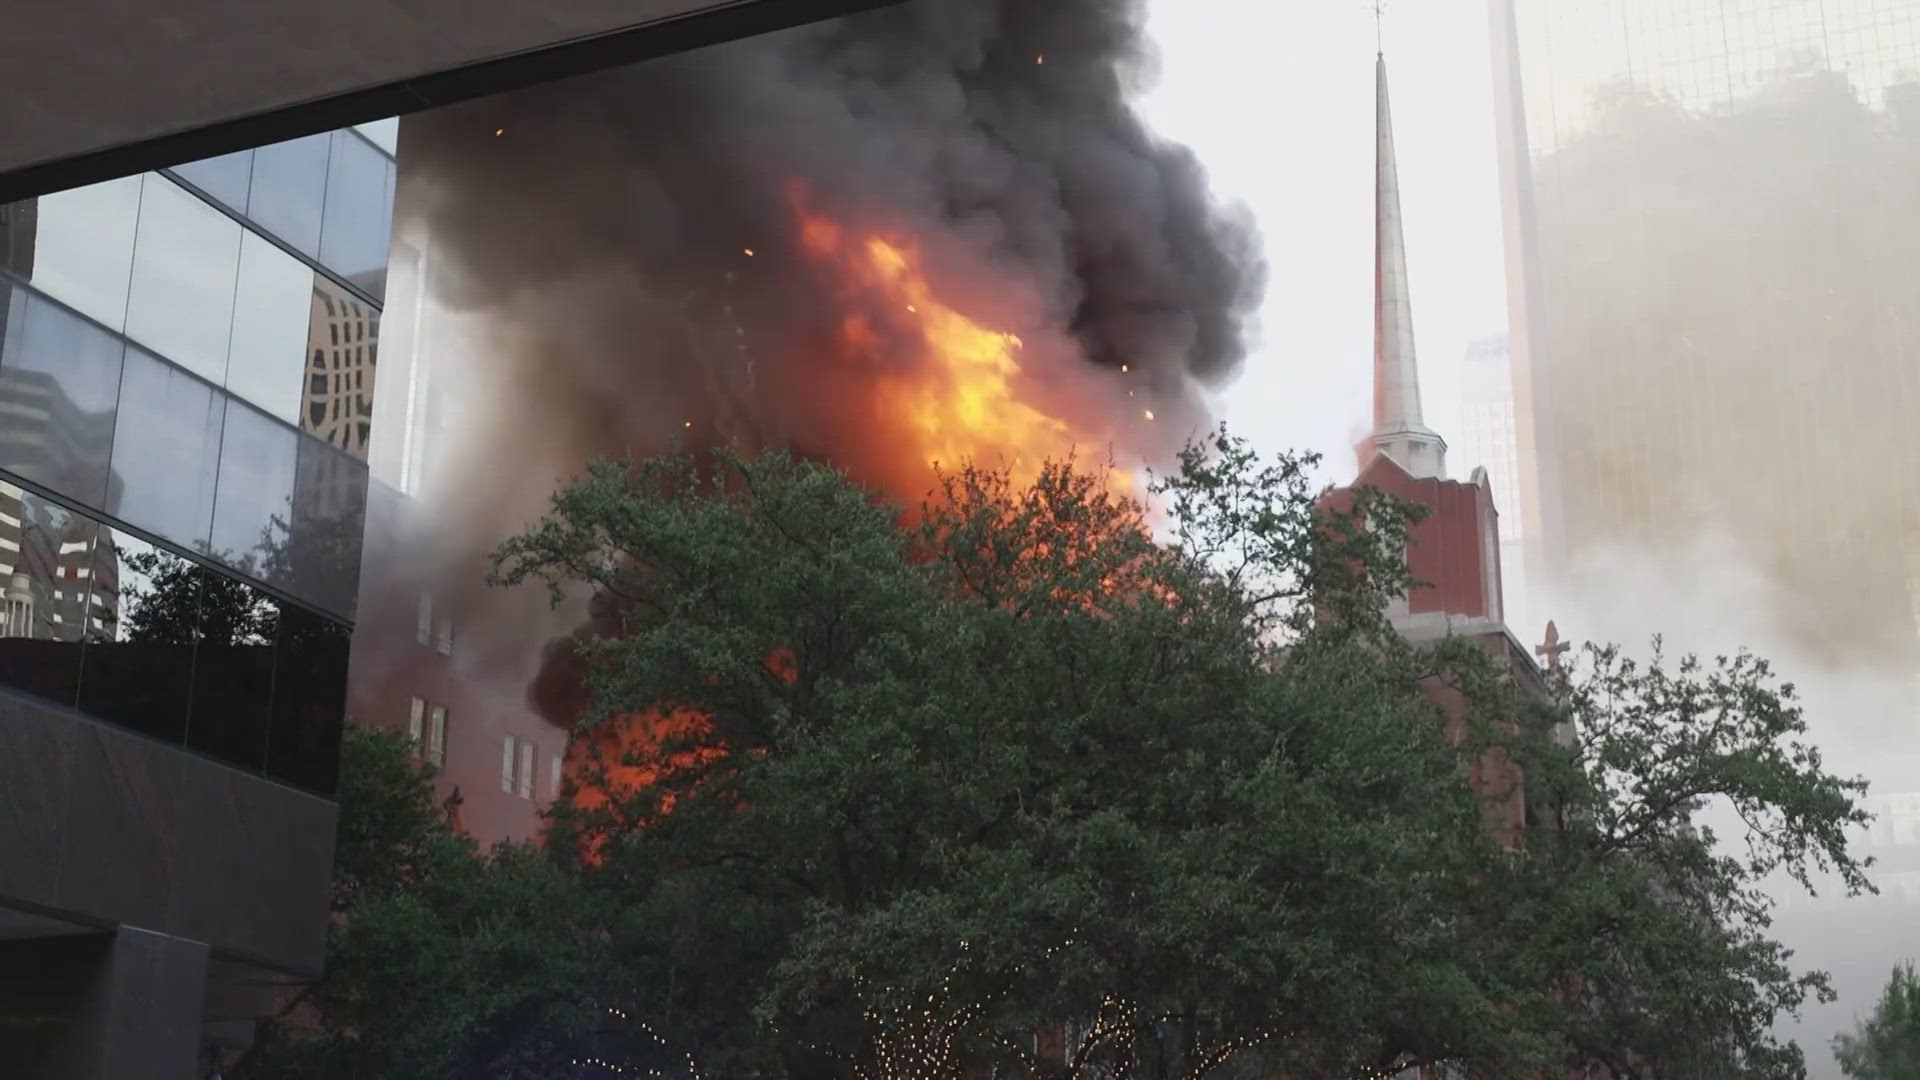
top-left (0, 0), bottom-right (900, 203)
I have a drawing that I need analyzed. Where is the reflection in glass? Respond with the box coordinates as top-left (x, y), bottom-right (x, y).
top-left (267, 602), bottom-right (348, 793)
top-left (318, 131), bottom-right (394, 299)
top-left (0, 484), bottom-right (95, 707)
top-left (248, 135), bottom-right (330, 257)
top-left (0, 286), bottom-right (125, 506)
top-left (225, 233), bottom-right (312, 424)
top-left (1, 199), bottom-right (37, 280)
top-left (124, 177), bottom-right (241, 383)
top-left (285, 436), bottom-right (366, 620)
top-left (171, 150), bottom-right (254, 213)
top-left (76, 528), bottom-right (197, 744)
top-left (107, 348), bottom-right (224, 550)
top-left (302, 275), bottom-right (379, 460)
top-left (209, 402), bottom-right (296, 574)
top-left (186, 565), bottom-right (276, 771)
top-left (11, 175), bottom-right (142, 331)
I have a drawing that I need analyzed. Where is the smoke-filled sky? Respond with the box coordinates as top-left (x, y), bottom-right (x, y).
top-left (1137, 0), bottom-right (1509, 482)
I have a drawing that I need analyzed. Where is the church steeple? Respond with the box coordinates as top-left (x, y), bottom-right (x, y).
top-left (1367, 51), bottom-right (1448, 480)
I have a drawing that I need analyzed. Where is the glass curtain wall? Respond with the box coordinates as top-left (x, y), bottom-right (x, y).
top-left (0, 122), bottom-right (394, 792)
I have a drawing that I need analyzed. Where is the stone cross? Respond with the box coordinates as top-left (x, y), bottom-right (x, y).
top-left (1535, 620), bottom-right (1569, 673)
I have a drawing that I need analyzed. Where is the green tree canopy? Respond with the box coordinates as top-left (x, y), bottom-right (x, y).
top-left (1833, 962), bottom-right (1920, 1079)
top-left (480, 432), bottom-right (1870, 1080)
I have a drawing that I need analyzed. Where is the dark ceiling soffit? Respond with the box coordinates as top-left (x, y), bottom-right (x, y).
top-left (0, 0), bottom-right (899, 204)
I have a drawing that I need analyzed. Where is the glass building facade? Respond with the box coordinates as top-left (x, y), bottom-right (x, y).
top-left (1492, 0), bottom-right (1920, 665)
top-left (0, 120), bottom-right (395, 794)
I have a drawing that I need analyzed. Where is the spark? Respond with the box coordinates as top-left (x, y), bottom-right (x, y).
top-left (494, 128), bottom-right (504, 136)
top-left (1143, 410), bottom-right (1155, 421)
top-left (1037, 54), bottom-right (1045, 64)
top-left (744, 248), bottom-right (755, 257)
top-left (1120, 364), bottom-right (1129, 373)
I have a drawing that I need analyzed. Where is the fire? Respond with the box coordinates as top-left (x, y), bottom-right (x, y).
top-left (792, 190), bottom-right (1128, 494)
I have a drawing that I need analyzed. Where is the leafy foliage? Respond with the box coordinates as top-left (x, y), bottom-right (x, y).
top-left (1833, 962), bottom-right (1920, 1079)
top-left (235, 726), bottom-right (653, 1080)
top-left (485, 431), bottom-right (1871, 1079)
top-left (250, 430), bottom-right (1872, 1079)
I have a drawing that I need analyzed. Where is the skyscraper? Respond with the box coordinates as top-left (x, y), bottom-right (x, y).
top-left (1489, 4), bottom-right (1920, 1073)
top-left (1456, 333), bottom-right (1526, 617)
top-left (1490, 0), bottom-right (1920, 667)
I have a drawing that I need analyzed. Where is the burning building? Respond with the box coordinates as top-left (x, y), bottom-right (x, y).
top-left (352, 0), bottom-right (1267, 847)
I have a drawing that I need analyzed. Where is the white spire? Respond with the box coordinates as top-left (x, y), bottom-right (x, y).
top-left (1367, 52), bottom-right (1447, 480)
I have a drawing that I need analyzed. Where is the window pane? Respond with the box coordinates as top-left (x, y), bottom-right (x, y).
top-left (318, 130), bottom-right (394, 299)
top-left (209, 402), bottom-right (297, 574)
top-left (0, 286), bottom-right (124, 506)
top-left (77, 528), bottom-right (198, 745)
top-left (247, 134), bottom-right (331, 256)
top-left (502, 737), bottom-right (515, 793)
top-left (0, 483), bottom-right (94, 707)
top-left (186, 567), bottom-right (276, 772)
top-left (107, 348), bottom-right (224, 551)
top-left (225, 234), bottom-right (312, 423)
top-left (429, 704), bottom-right (447, 767)
top-left (302, 275), bottom-right (379, 459)
top-left (265, 602), bottom-right (348, 793)
top-left (10, 176), bottom-right (143, 330)
top-left (284, 435), bottom-right (365, 620)
top-left (354, 119), bottom-right (399, 156)
top-left (517, 742), bottom-right (534, 798)
top-left (125, 178), bottom-right (242, 383)
top-left (171, 150), bottom-right (254, 212)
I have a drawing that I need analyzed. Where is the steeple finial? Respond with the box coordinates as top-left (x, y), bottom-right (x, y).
top-left (1367, 50), bottom-right (1447, 480)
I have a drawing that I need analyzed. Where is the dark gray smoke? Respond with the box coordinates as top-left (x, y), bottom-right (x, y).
top-left (399, 0), bottom-right (1263, 492)
top-left (373, 0), bottom-right (1264, 729)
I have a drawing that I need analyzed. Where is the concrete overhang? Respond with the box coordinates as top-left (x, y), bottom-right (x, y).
top-left (0, 0), bottom-right (897, 203)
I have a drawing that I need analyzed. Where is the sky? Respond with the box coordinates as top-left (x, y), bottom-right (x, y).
top-left (1132, 0), bottom-right (1511, 481)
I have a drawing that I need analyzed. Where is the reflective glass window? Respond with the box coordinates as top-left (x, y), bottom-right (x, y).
top-left (209, 402), bottom-right (297, 574)
top-left (283, 436), bottom-right (366, 620)
top-left (77, 528), bottom-right (198, 744)
top-left (302, 275), bottom-right (379, 459)
top-left (107, 348), bottom-right (224, 551)
top-left (125, 178), bottom-right (241, 383)
top-left (171, 150), bottom-right (254, 212)
top-left (354, 119), bottom-right (399, 156)
top-left (266, 601), bottom-right (348, 793)
top-left (318, 130), bottom-right (394, 299)
top-left (10, 175), bottom-right (142, 330)
top-left (225, 234), bottom-right (312, 424)
top-left (247, 134), bottom-right (330, 257)
top-left (0, 201), bottom-right (35, 281)
top-left (185, 567), bottom-right (276, 771)
top-left (0, 483), bottom-right (95, 707)
top-left (0, 286), bottom-right (124, 506)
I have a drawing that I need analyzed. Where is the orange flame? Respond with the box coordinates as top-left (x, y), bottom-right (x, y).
top-left (792, 190), bottom-right (1128, 495)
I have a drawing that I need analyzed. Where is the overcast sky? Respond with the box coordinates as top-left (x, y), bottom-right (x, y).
top-left (1134, 0), bottom-right (1510, 481)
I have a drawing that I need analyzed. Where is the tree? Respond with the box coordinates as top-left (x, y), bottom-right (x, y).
top-left (1832, 962), bottom-right (1920, 1079)
top-left (234, 725), bottom-right (652, 1080)
top-left (488, 431), bottom-right (1871, 1079)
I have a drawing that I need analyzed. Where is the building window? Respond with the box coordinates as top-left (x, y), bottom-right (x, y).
top-left (434, 615), bottom-right (452, 656)
top-left (416, 592), bottom-right (432, 646)
top-left (517, 740), bottom-right (534, 799)
top-left (549, 754), bottom-right (563, 799)
top-left (407, 696), bottom-right (424, 751)
top-left (501, 736), bottom-right (516, 794)
top-left (427, 704), bottom-right (447, 768)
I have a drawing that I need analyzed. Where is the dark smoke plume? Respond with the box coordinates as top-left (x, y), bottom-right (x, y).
top-left (381, 0), bottom-right (1265, 724)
